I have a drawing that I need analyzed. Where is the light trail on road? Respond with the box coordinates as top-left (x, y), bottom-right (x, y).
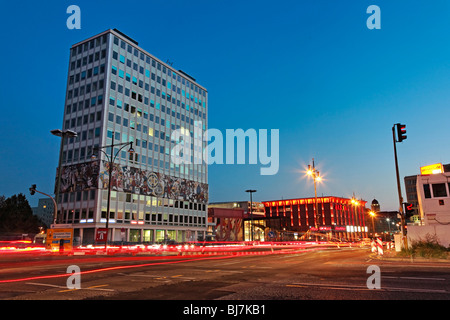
top-left (0, 243), bottom-right (327, 284)
top-left (0, 255), bottom-right (237, 284)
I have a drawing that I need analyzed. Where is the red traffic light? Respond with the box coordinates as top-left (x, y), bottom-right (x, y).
top-left (403, 202), bottom-right (415, 219)
top-left (396, 123), bottom-right (407, 142)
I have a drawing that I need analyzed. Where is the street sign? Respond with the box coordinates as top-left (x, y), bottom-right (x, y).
top-left (96, 228), bottom-right (108, 242)
top-left (46, 228), bottom-right (73, 252)
top-left (50, 224), bottom-right (73, 229)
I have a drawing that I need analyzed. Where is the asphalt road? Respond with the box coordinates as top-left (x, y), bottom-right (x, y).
top-left (1, 246), bottom-right (449, 303)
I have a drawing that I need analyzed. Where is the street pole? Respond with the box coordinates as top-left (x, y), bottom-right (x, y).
top-left (392, 125), bottom-right (406, 243)
top-left (250, 192), bottom-right (253, 242)
top-left (307, 159), bottom-right (320, 241)
top-left (313, 167), bottom-right (318, 231)
top-left (29, 185), bottom-right (57, 226)
top-left (92, 134), bottom-right (133, 249)
top-left (371, 213), bottom-right (375, 239)
top-left (245, 189), bottom-right (257, 242)
top-left (55, 135), bottom-right (64, 224)
top-left (105, 135), bottom-right (114, 248)
top-left (387, 218), bottom-right (392, 240)
top-left (51, 129), bottom-right (77, 225)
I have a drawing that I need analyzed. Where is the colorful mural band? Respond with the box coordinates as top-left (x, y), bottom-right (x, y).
top-left (215, 218), bottom-right (243, 241)
top-left (99, 161), bottom-right (208, 204)
top-left (57, 161), bottom-right (100, 193)
top-left (58, 161), bottom-right (208, 204)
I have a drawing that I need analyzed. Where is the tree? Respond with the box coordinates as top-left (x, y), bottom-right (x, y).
top-left (0, 193), bottom-right (43, 234)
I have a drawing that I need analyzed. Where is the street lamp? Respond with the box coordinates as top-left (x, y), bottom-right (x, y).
top-left (369, 210), bottom-right (376, 239)
top-left (386, 218), bottom-right (392, 240)
top-left (306, 159), bottom-right (321, 236)
top-left (51, 129), bottom-right (78, 225)
top-left (245, 189), bottom-right (257, 242)
top-left (91, 134), bottom-right (134, 247)
top-left (351, 197), bottom-right (361, 240)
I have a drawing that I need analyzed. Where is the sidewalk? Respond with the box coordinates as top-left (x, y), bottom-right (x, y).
top-left (370, 250), bottom-right (450, 266)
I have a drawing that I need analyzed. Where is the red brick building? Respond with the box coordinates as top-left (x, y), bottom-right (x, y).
top-left (263, 197), bottom-right (368, 241)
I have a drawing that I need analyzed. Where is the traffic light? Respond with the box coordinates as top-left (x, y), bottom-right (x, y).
top-left (403, 202), bottom-right (415, 220)
top-left (396, 123), bottom-right (407, 142)
top-left (29, 184), bottom-right (36, 195)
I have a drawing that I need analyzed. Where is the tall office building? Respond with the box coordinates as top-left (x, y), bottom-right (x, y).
top-left (57, 29), bottom-right (208, 244)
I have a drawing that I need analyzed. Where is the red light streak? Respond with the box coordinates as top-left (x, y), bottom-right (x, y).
top-left (0, 241), bottom-right (350, 284)
top-left (0, 255), bottom-right (236, 284)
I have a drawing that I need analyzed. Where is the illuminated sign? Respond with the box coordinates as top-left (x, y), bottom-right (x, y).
top-left (96, 228), bottom-right (108, 242)
top-left (46, 228), bottom-right (73, 251)
top-left (420, 163), bottom-right (443, 175)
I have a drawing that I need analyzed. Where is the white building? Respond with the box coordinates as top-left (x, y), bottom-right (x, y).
top-left (56, 29), bottom-right (208, 244)
top-left (416, 168), bottom-right (450, 225)
top-left (408, 164), bottom-right (450, 247)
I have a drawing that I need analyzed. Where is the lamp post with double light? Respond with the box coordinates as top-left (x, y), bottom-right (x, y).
top-left (307, 159), bottom-right (322, 237)
top-left (51, 129), bottom-right (78, 225)
top-left (245, 189), bottom-right (257, 242)
top-left (351, 197), bottom-right (361, 241)
top-left (91, 134), bottom-right (134, 246)
top-left (369, 210), bottom-right (376, 239)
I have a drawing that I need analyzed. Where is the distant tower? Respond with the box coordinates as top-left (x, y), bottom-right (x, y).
top-left (371, 199), bottom-right (380, 212)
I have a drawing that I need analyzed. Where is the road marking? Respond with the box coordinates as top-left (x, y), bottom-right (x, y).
top-left (26, 282), bottom-right (114, 292)
top-left (88, 284), bottom-right (109, 289)
top-left (382, 286), bottom-right (447, 294)
top-left (26, 282), bottom-right (66, 289)
top-left (118, 272), bottom-right (196, 281)
top-left (286, 284), bottom-right (307, 288)
top-left (118, 273), bottom-right (171, 279)
top-left (58, 288), bottom-right (78, 293)
top-left (214, 261), bottom-right (241, 266)
top-left (383, 276), bottom-right (446, 281)
top-left (287, 284), bottom-right (369, 291)
top-left (58, 284), bottom-right (113, 292)
top-left (288, 282), bottom-right (448, 294)
top-left (290, 282), bottom-right (370, 290)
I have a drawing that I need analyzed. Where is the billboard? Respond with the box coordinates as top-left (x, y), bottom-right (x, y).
top-left (420, 163), bottom-right (443, 175)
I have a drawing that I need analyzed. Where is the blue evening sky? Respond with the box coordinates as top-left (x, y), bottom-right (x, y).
top-left (1, 0), bottom-right (449, 211)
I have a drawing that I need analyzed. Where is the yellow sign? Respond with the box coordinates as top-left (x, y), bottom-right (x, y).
top-left (46, 228), bottom-right (73, 252)
top-left (420, 163), bottom-right (443, 175)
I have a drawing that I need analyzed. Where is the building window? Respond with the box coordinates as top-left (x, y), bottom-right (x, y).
top-left (432, 183), bottom-right (447, 198)
top-left (423, 184), bottom-right (432, 199)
